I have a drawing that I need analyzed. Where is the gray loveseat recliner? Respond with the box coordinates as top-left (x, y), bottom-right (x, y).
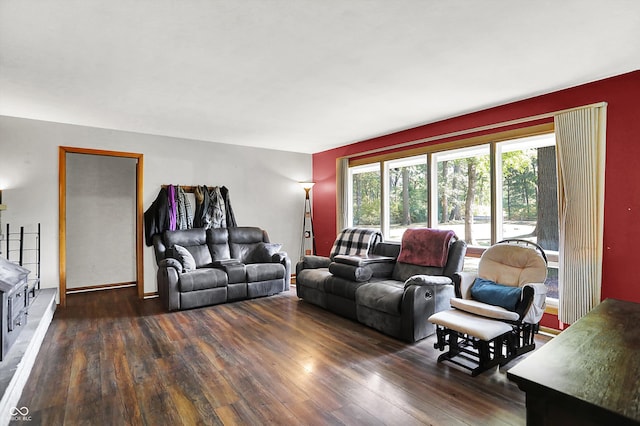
top-left (296, 235), bottom-right (467, 343)
top-left (153, 226), bottom-right (291, 311)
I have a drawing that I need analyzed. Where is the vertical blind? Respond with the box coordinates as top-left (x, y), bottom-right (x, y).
top-left (336, 157), bottom-right (349, 233)
top-left (555, 105), bottom-right (607, 324)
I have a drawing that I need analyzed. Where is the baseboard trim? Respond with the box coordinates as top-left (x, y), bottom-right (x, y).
top-left (66, 282), bottom-right (136, 293)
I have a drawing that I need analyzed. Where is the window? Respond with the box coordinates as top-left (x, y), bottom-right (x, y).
top-left (346, 125), bottom-right (559, 302)
top-left (497, 133), bottom-right (558, 247)
top-left (432, 145), bottom-right (491, 246)
top-left (497, 134), bottom-right (559, 300)
top-left (348, 163), bottom-right (381, 229)
top-left (384, 155), bottom-right (427, 240)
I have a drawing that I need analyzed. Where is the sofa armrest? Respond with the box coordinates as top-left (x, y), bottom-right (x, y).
top-left (273, 252), bottom-right (292, 290)
top-left (152, 234), bottom-right (167, 264)
top-left (400, 278), bottom-right (456, 342)
top-left (404, 275), bottom-right (452, 289)
top-left (328, 262), bottom-right (372, 282)
top-left (159, 257), bottom-right (183, 272)
top-left (157, 259), bottom-right (181, 311)
top-left (296, 255), bottom-right (331, 276)
top-left (210, 258), bottom-right (242, 267)
top-left (302, 255), bottom-right (331, 269)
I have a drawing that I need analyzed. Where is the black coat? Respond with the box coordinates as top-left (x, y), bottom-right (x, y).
top-left (144, 187), bottom-right (170, 246)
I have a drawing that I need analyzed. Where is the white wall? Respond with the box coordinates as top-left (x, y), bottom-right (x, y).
top-left (0, 115), bottom-right (312, 297)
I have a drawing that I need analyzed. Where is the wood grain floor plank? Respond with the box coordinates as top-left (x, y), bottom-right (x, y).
top-left (13, 287), bottom-right (549, 425)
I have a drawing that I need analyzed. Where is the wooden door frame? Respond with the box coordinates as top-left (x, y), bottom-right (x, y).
top-left (59, 146), bottom-right (144, 307)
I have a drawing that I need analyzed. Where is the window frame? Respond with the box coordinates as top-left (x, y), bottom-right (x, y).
top-left (346, 122), bottom-right (558, 308)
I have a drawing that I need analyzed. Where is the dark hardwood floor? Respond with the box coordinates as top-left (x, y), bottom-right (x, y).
top-left (14, 287), bottom-right (549, 425)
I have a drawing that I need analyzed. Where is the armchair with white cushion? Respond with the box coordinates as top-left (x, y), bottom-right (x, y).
top-left (428, 239), bottom-right (548, 376)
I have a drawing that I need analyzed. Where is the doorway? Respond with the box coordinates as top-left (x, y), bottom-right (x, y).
top-left (59, 147), bottom-right (144, 307)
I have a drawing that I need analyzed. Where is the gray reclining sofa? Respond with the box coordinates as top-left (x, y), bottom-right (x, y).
top-left (153, 226), bottom-right (291, 311)
top-left (296, 237), bottom-right (466, 342)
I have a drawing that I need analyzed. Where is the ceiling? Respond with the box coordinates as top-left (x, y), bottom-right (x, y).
top-left (1, 1), bottom-right (639, 154)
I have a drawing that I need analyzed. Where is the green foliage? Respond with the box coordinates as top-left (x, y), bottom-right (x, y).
top-left (502, 149), bottom-right (538, 221)
top-left (351, 146), bottom-right (550, 240)
top-left (352, 170), bottom-right (381, 226)
top-left (388, 164), bottom-right (427, 225)
top-left (437, 155), bottom-right (490, 222)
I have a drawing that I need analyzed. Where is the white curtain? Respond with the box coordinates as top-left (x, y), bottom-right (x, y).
top-left (555, 105), bottom-right (607, 324)
top-left (336, 157), bottom-right (349, 233)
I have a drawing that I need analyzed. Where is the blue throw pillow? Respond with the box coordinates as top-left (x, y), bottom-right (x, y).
top-left (470, 278), bottom-right (521, 311)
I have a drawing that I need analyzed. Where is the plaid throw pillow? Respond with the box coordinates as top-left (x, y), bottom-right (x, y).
top-left (329, 228), bottom-right (382, 260)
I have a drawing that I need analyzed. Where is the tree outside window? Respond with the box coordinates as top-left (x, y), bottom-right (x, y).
top-left (349, 164), bottom-right (381, 228)
top-left (385, 156), bottom-right (427, 240)
top-left (433, 145), bottom-right (491, 246)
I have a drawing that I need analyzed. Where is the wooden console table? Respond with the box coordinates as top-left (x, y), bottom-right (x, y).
top-left (508, 298), bottom-right (640, 425)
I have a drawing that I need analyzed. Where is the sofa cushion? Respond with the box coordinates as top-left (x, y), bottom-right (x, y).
top-left (164, 228), bottom-right (213, 267)
top-left (228, 227), bottom-right (267, 262)
top-left (189, 245), bottom-right (213, 268)
top-left (207, 228), bottom-right (232, 260)
top-left (228, 226), bottom-right (266, 244)
top-left (173, 244), bottom-right (196, 272)
top-left (324, 276), bottom-right (371, 300)
top-left (245, 263), bottom-right (285, 282)
top-left (179, 268), bottom-right (228, 292)
top-left (392, 262), bottom-right (444, 282)
top-left (164, 228), bottom-right (206, 247)
top-left (355, 281), bottom-right (404, 315)
top-left (247, 242), bottom-right (282, 263)
top-left (231, 242), bottom-right (259, 264)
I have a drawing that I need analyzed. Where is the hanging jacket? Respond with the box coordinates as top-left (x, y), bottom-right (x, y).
top-left (193, 185), bottom-right (209, 228)
top-left (143, 187), bottom-right (170, 246)
top-left (221, 186), bottom-right (237, 227)
top-left (167, 185), bottom-right (177, 231)
top-left (176, 186), bottom-right (194, 230)
top-left (209, 186), bottom-right (227, 229)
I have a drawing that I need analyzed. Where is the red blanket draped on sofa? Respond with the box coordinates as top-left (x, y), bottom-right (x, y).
top-left (397, 228), bottom-right (456, 267)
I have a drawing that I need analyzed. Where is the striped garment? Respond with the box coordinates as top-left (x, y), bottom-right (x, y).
top-left (329, 228), bottom-right (383, 260)
top-left (176, 186), bottom-right (194, 230)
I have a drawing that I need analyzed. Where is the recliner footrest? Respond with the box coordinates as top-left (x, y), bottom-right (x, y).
top-left (429, 309), bottom-right (512, 341)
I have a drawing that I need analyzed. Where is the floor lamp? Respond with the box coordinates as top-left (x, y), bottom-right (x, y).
top-left (299, 182), bottom-right (316, 259)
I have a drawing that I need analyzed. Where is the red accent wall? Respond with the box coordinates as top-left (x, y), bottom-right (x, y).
top-left (312, 70), bottom-right (640, 310)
